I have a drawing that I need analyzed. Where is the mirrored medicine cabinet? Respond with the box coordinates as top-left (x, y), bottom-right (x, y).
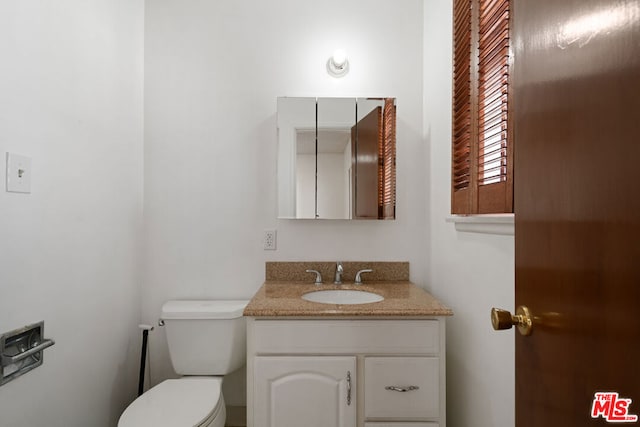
top-left (277, 97), bottom-right (396, 220)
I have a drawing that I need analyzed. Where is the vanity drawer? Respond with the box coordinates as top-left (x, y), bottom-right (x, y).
top-left (364, 357), bottom-right (439, 419)
top-left (365, 424), bottom-right (438, 427)
top-left (251, 320), bottom-right (440, 354)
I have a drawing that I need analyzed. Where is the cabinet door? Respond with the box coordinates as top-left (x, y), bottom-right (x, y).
top-left (254, 356), bottom-right (356, 427)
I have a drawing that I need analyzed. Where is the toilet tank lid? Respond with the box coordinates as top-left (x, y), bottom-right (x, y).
top-left (161, 300), bottom-right (249, 320)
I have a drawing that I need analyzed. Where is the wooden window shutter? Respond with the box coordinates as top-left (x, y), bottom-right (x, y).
top-left (452, 0), bottom-right (474, 213)
top-left (378, 98), bottom-right (396, 219)
top-left (452, 0), bottom-right (513, 214)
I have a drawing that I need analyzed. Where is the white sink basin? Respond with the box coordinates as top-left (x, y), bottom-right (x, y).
top-left (301, 289), bottom-right (384, 305)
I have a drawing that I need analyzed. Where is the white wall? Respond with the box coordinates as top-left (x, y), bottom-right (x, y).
top-left (0, 1), bottom-right (144, 426)
top-left (424, 1), bottom-right (515, 426)
top-left (143, 0), bottom-right (427, 403)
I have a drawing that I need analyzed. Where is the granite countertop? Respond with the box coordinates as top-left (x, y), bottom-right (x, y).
top-left (243, 281), bottom-right (453, 317)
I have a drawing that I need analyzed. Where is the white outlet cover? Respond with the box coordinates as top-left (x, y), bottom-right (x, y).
top-left (6, 153), bottom-right (32, 193)
top-left (264, 229), bottom-right (277, 250)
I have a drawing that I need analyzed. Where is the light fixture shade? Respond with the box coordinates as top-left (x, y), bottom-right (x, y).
top-left (327, 49), bottom-right (349, 77)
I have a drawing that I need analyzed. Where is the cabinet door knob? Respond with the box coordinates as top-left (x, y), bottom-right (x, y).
top-left (346, 371), bottom-right (352, 405)
top-left (385, 385), bottom-right (420, 392)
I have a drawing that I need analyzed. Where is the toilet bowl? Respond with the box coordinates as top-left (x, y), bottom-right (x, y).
top-left (118, 300), bottom-right (248, 427)
top-left (118, 378), bottom-right (225, 427)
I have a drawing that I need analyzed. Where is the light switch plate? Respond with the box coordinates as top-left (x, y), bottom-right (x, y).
top-left (6, 153), bottom-right (32, 193)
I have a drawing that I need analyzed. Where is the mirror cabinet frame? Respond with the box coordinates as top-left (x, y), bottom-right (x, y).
top-left (277, 97), bottom-right (396, 220)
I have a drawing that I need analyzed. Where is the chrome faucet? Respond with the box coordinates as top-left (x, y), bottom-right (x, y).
top-left (334, 261), bottom-right (344, 284)
top-left (305, 269), bottom-right (323, 285)
top-left (354, 269), bottom-right (373, 285)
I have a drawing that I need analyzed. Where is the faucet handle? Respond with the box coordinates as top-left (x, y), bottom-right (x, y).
top-left (354, 269), bottom-right (373, 285)
top-left (305, 269), bottom-right (323, 285)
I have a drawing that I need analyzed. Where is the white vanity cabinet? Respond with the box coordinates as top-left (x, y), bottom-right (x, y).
top-left (246, 318), bottom-right (446, 427)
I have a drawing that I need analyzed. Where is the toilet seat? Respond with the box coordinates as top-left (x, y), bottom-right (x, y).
top-left (118, 377), bottom-right (224, 427)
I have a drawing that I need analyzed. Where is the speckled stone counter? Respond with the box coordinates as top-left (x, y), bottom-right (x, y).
top-left (243, 281), bottom-right (453, 317)
top-left (244, 262), bottom-right (452, 317)
top-left (265, 261), bottom-right (411, 283)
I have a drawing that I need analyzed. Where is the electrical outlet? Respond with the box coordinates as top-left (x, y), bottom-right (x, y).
top-left (263, 229), bottom-right (277, 250)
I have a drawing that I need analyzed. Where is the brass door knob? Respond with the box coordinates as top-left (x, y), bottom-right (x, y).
top-left (491, 306), bottom-right (533, 336)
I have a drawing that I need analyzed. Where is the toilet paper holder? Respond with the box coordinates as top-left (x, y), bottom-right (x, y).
top-left (0, 321), bottom-right (55, 386)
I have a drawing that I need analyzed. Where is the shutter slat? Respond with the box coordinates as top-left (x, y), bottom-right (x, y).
top-left (479, 73), bottom-right (508, 98)
top-left (479, 138), bottom-right (507, 158)
top-left (479, 114), bottom-right (503, 135)
top-left (479, 44), bottom-right (509, 76)
top-left (478, 164), bottom-right (507, 183)
top-left (478, 42), bottom-right (509, 73)
top-left (454, 126), bottom-right (472, 142)
top-left (479, 118), bottom-right (507, 140)
top-left (479, 0), bottom-right (506, 21)
top-left (454, 23), bottom-right (471, 40)
top-left (479, 75), bottom-right (507, 99)
top-left (478, 144), bottom-right (506, 164)
top-left (478, 95), bottom-right (507, 122)
top-left (479, 12), bottom-right (509, 39)
top-left (479, 36), bottom-right (509, 70)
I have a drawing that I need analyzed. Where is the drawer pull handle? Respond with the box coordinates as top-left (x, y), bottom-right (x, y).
top-left (385, 385), bottom-right (420, 392)
top-left (347, 371), bottom-right (352, 405)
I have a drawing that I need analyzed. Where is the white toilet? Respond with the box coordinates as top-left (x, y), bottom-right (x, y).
top-left (118, 300), bottom-right (249, 427)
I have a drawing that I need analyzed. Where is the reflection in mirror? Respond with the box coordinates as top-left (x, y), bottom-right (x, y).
top-left (317, 98), bottom-right (356, 219)
top-left (354, 98), bottom-right (396, 219)
top-left (277, 97), bottom-right (395, 220)
top-left (277, 97), bottom-right (315, 218)
top-left (294, 129), bottom-right (316, 218)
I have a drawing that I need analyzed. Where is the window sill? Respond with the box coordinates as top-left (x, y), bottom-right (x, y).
top-left (445, 214), bottom-right (514, 236)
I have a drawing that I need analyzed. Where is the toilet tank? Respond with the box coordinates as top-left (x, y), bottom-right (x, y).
top-left (161, 300), bottom-right (248, 375)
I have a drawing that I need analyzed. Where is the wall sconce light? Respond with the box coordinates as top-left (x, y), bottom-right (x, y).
top-left (327, 49), bottom-right (349, 78)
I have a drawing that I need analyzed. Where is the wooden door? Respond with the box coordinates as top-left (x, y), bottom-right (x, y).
top-left (511, 0), bottom-right (640, 425)
top-left (253, 356), bottom-right (356, 427)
